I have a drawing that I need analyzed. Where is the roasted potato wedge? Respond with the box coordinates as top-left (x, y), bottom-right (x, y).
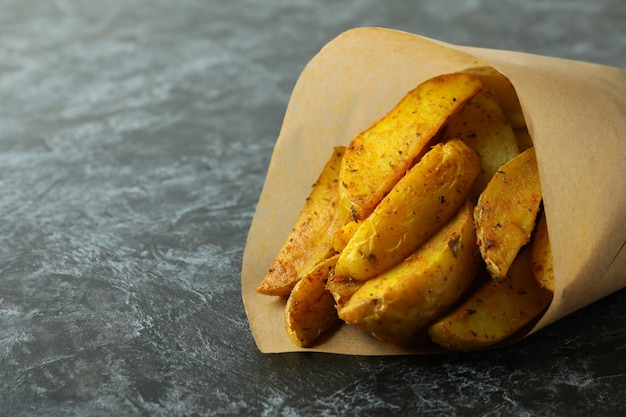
top-left (340, 73), bottom-right (483, 220)
top-left (337, 200), bottom-right (480, 346)
top-left (530, 212), bottom-right (555, 293)
top-left (474, 147), bottom-right (542, 280)
top-left (463, 66), bottom-right (526, 129)
top-left (428, 248), bottom-right (552, 351)
top-left (443, 89), bottom-right (520, 202)
top-left (334, 139), bottom-right (481, 281)
top-left (258, 70), bottom-right (552, 351)
top-left (331, 220), bottom-right (359, 253)
top-left (285, 255), bottom-right (340, 347)
top-left (326, 274), bottom-right (364, 310)
top-left (257, 147), bottom-right (352, 296)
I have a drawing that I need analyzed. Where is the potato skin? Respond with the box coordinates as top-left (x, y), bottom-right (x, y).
top-left (326, 273), bottom-right (363, 310)
top-left (334, 139), bottom-right (481, 281)
top-left (257, 147), bottom-right (351, 296)
top-left (337, 200), bottom-right (480, 345)
top-left (284, 255), bottom-right (340, 348)
top-left (340, 73), bottom-right (483, 220)
top-left (474, 147), bottom-right (542, 280)
top-left (443, 89), bottom-right (520, 202)
top-left (530, 212), bottom-right (555, 293)
top-left (428, 248), bottom-right (552, 351)
top-left (462, 66), bottom-right (526, 130)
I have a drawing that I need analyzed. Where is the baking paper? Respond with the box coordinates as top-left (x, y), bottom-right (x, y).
top-left (241, 27), bottom-right (626, 354)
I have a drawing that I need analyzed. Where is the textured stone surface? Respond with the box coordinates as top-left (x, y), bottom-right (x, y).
top-left (0, 0), bottom-right (624, 415)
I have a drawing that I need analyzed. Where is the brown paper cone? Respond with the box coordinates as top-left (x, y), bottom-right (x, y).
top-left (241, 27), bottom-right (626, 355)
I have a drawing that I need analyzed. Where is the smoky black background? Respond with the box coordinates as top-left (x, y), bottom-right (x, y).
top-left (0, 1), bottom-right (624, 416)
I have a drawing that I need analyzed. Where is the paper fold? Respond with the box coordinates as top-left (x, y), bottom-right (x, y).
top-left (242, 27), bottom-right (626, 354)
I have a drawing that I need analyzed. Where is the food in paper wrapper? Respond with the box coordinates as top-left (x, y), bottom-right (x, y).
top-left (257, 70), bottom-right (556, 351)
top-left (242, 28), bottom-right (626, 355)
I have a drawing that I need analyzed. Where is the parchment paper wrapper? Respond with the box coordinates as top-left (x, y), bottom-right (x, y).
top-left (241, 27), bottom-right (626, 355)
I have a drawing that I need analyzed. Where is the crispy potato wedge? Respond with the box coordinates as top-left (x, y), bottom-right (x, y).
top-left (530, 212), bottom-right (555, 293)
top-left (428, 248), bottom-right (553, 351)
top-left (331, 220), bottom-right (359, 253)
top-left (285, 255), bottom-right (340, 347)
top-left (443, 90), bottom-right (520, 202)
top-left (257, 147), bottom-right (352, 296)
top-left (337, 200), bottom-right (480, 346)
top-left (463, 66), bottom-right (526, 129)
top-left (326, 274), bottom-right (364, 310)
top-left (334, 139), bottom-right (481, 281)
top-left (340, 73), bottom-right (483, 220)
top-left (257, 70), bottom-right (552, 351)
top-left (474, 147), bottom-right (542, 280)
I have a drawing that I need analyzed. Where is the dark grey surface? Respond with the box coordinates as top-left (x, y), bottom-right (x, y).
top-left (1, 0), bottom-right (625, 416)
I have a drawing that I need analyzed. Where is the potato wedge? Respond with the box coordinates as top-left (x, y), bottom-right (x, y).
top-left (331, 220), bottom-right (359, 253)
top-left (474, 147), bottom-right (542, 280)
top-left (443, 89), bottom-right (520, 202)
top-left (340, 73), bottom-right (483, 220)
top-left (337, 200), bottom-right (480, 346)
top-left (326, 274), bottom-right (364, 310)
top-left (530, 212), bottom-right (555, 293)
top-left (285, 255), bottom-right (340, 347)
top-left (334, 139), bottom-right (481, 281)
top-left (257, 147), bottom-right (352, 296)
top-left (463, 66), bottom-right (526, 129)
top-left (428, 248), bottom-right (552, 351)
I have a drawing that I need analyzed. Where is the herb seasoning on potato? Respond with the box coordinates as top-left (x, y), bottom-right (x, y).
top-left (257, 70), bottom-right (553, 351)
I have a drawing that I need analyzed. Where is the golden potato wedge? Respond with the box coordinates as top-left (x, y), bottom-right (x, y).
top-left (334, 139), bottom-right (481, 281)
top-left (428, 248), bottom-right (553, 351)
top-left (331, 220), bottom-right (359, 253)
top-left (443, 89), bottom-right (520, 202)
top-left (285, 255), bottom-right (340, 347)
top-left (326, 274), bottom-right (364, 310)
top-left (474, 146), bottom-right (542, 280)
top-left (257, 147), bottom-right (352, 296)
top-left (462, 66), bottom-right (526, 129)
top-left (530, 212), bottom-right (555, 293)
top-left (340, 73), bottom-right (483, 220)
top-left (337, 200), bottom-right (480, 346)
